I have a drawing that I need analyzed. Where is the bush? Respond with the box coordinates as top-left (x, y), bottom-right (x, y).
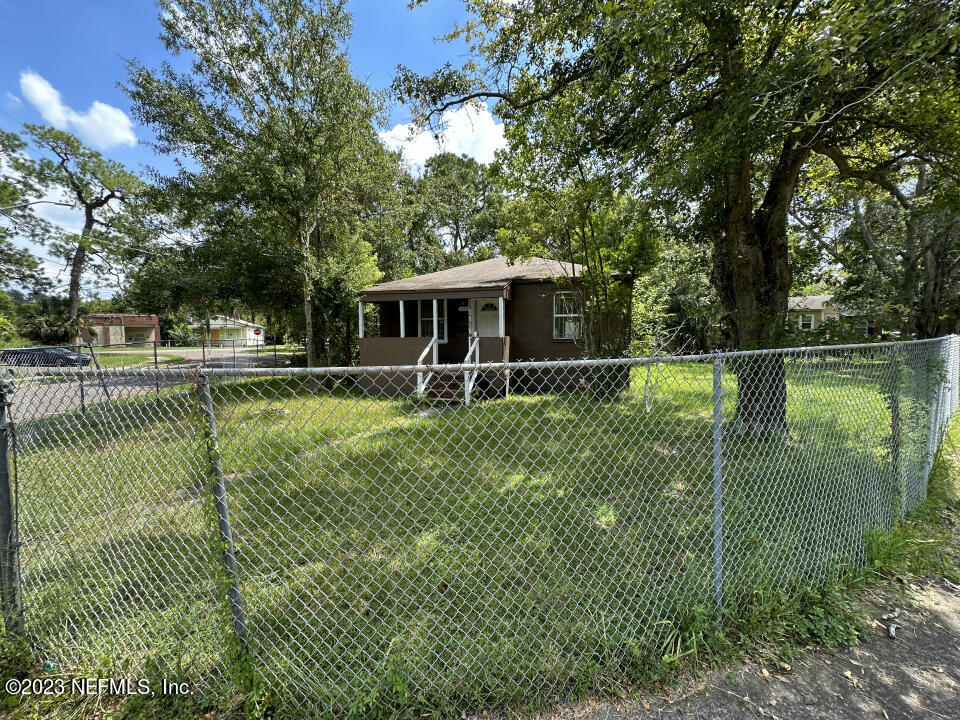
top-left (166, 323), bottom-right (200, 346)
top-left (780, 317), bottom-right (873, 348)
top-left (0, 314), bottom-right (24, 348)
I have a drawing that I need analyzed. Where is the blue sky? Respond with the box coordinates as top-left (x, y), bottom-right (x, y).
top-left (0, 1), bottom-right (506, 290)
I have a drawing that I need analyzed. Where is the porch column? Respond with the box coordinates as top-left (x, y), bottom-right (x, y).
top-left (357, 301), bottom-right (364, 339)
top-left (432, 298), bottom-right (439, 364)
top-left (399, 300), bottom-right (405, 338)
top-left (498, 296), bottom-right (505, 337)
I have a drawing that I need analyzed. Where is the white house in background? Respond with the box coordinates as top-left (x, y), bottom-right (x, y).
top-left (787, 295), bottom-right (858, 330)
top-left (190, 315), bottom-right (266, 346)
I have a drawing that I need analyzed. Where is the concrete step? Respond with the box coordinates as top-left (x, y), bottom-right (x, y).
top-left (427, 373), bottom-right (464, 402)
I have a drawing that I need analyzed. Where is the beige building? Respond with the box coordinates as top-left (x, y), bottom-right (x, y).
top-left (79, 313), bottom-right (160, 346)
top-left (787, 295), bottom-right (857, 330)
top-left (191, 315), bottom-right (266, 346)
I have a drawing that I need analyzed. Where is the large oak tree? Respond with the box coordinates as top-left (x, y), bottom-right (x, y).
top-left (396, 0), bottom-right (960, 428)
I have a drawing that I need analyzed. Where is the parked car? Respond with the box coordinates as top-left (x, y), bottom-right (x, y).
top-left (0, 346), bottom-right (91, 367)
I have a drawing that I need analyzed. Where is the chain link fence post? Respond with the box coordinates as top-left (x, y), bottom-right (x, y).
top-left (953, 335), bottom-right (960, 417)
top-left (195, 373), bottom-right (248, 648)
top-left (924, 339), bottom-right (947, 490)
top-left (0, 374), bottom-right (22, 635)
top-left (153, 339), bottom-right (160, 400)
top-left (710, 356), bottom-right (725, 612)
top-left (889, 345), bottom-right (903, 521)
top-left (76, 345), bottom-right (86, 415)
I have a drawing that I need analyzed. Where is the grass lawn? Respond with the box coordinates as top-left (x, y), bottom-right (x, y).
top-left (88, 350), bottom-right (186, 369)
top-left (10, 353), bottom-right (944, 717)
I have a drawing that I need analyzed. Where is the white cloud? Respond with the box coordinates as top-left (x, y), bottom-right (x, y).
top-left (19, 70), bottom-right (137, 150)
top-left (4, 91), bottom-right (21, 109)
top-left (380, 104), bottom-right (507, 173)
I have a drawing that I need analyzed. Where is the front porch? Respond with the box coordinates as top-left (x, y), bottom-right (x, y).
top-left (357, 295), bottom-right (510, 399)
top-left (358, 296), bottom-right (511, 366)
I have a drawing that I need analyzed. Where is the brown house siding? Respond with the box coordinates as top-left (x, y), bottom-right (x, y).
top-left (508, 281), bottom-right (583, 361)
top-left (357, 337), bottom-right (432, 397)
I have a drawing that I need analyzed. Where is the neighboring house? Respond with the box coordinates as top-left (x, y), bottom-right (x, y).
top-left (357, 256), bottom-right (585, 395)
top-left (191, 315), bottom-right (266, 346)
top-left (80, 313), bottom-right (160, 346)
top-left (787, 295), bottom-right (859, 331)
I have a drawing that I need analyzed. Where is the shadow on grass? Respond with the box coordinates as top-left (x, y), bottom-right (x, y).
top-left (10, 359), bottom-right (944, 718)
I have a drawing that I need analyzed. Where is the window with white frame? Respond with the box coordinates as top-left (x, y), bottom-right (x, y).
top-left (798, 314), bottom-right (815, 330)
top-left (553, 291), bottom-right (581, 340)
top-left (418, 300), bottom-right (448, 343)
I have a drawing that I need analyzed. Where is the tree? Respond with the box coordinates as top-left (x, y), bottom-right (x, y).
top-left (396, 0), bottom-right (960, 429)
top-left (0, 130), bottom-right (47, 291)
top-left (420, 152), bottom-right (503, 264)
top-left (24, 125), bottom-right (149, 324)
top-left (497, 171), bottom-right (656, 356)
top-left (634, 240), bottom-right (727, 355)
top-left (126, 0), bottom-right (390, 366)
top-left (809, 161), bottom-right (960, 338)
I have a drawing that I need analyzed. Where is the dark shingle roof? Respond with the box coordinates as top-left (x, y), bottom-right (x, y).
top-left (361, 256), bottom-right (582, 299)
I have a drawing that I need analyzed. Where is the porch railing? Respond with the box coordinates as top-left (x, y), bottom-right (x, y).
top-left (415, 336), bottom-right (438, 395)
top-left (463, 332), bottom-right (480, 406)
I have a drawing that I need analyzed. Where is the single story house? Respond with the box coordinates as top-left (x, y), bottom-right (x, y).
top-left (357, 256), bottom-right (586, 396)
top-left (787, 295), bottom-right (858, 331)
top-left (191, 315), bottom-right (266, 346)
top-left (79, 313), bottom-right (160, 346)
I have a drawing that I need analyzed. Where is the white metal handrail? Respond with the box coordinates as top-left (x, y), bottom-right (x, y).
top-left (416, 337), bottom-right (438, 395)
top-left (463, 333), bottom-right (480, 406)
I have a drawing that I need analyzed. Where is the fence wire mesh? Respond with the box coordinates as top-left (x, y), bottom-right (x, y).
top-left (1, 336), bottom-right (958, 716)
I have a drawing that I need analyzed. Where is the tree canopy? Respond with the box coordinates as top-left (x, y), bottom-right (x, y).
top-left (126, 0), bottom-right (393, 365)
top-left (0, 130), bottom-right (47, 292)
top-left (397, 0), bottom-right (960, 427)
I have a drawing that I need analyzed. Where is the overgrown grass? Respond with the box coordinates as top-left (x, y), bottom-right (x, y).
top-left (863, 421), bottom-right (960, 583)
top-left (1, 356), bottom-right (956, 718)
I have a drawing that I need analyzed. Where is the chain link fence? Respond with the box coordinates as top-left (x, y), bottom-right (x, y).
top-left (0, 336), bottom-right (958, 716)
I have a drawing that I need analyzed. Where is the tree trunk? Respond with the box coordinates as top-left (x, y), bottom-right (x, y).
top-left (67, 241), bottom-right (86, 322)
top-left (711, 142), bottom-right (809, 431)
top-left (67, 212), bottom-right (95, 322)
top-left (300, 231), bottom-right (316, 367)
top-left (302, 271), bottom-right (315, 367)
top-left (711, 203), bottom-right (790, 430)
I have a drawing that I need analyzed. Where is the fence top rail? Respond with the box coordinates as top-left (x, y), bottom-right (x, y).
top-left (5, 335), bottom-right (954, 380)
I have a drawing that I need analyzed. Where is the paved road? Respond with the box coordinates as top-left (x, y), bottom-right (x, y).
top-left (92, 346), bottom-right (274, 368)
top-left (4, 374), bottom-right (191, 423)
top-left (2, 348), bottom-right (291, 422)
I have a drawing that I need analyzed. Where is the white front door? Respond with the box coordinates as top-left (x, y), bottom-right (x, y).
top-left (475, 299), bottom-right (500, 337)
